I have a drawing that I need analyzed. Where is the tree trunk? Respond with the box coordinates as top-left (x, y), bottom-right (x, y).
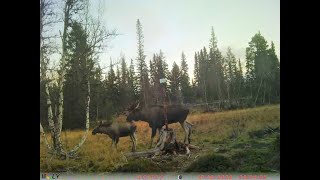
top-left (263, 82), bottom-right (266, 104)
top-left (254, 77), bottom-right (263, 106)
top-left (216, 78), bottom-right (222, 109)
top-left (125, 147), bottom-right (161, 158)
top-left (269, 86), bottom-right (271, 104)
top-left (227, 83), bottom-right (231, 107)
top-left (156, 128), bottom-right (178, 154)
top-left (203, 81), bottom-right (209, 111)
top-left (96, 103), bottom-right (99, 121)
top-left (53, 1), bottom-right (71, 154)
top-left (126, 128), bottom-right (200, 158)
top-left (40, 47), bottom-right (56, 148)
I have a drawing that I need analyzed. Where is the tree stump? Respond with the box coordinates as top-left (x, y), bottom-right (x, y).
top-left (156, 128), bottom-right (179, 155)
top-left (125, 128), bottom-right (201, 158)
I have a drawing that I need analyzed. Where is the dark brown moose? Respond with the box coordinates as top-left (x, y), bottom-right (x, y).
top-left (124, 101), bottom-right (193, 148)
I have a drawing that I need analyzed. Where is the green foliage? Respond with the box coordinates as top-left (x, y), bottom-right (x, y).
top-left (190, 29), bottom-right (279, 108)
top-left (245, 32), bottom-right (280, 105)
top-left (136, 19), bottom-right (150, 106)
top-left (168, 62), bottom-right (181, 103)
top-left (180, 52), bottom-right (193, 103)
top-left (63, 21), bottom-right (93, 129)
top-left (41, 20), bottom-right (280, 130)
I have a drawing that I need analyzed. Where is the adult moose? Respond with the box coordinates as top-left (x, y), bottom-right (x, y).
top-left (124, 101), bottom-right (192, 148)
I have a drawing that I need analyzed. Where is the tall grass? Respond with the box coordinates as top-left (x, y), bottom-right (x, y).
top-left (40, 104), bottom-right (280, 172)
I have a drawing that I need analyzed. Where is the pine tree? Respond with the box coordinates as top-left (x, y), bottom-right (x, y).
top-left (104, 61), bottom-right (120, 119)
top-left (136, 19), bottom-right (149, 106)
top-left (201, 47), bottom-right (209, 105)
top-left (267, 41), bottom-right (280, 103)
top-left (149, 58), bottom-right (157, 104)
top-left (215, 49), bottom-right (226, 106)
top-left (128, 59), bottom-right (138, 102)
top-left (245, 31), bottom-right (275, 105)
top-left (208, 27), bottom-right (226, 105)
top-left (159, 50), bottom-right (169, 88)
top-left (148, 51), bottom-right (169, 105)
top-left (209, 27), bottom-right (218, 51)
top-left (168, 62), bottom-right (181, 104)
top-left (180, 51), bottom-right (192, 103)
top-left (120, 56), bottom-right (128, 86)
top-left (236, 59), bottom-right (244, 100)
top-left (90, 65), bottom-right (103, 121)
top-left (225, 47), bottom-right (238, 102)
top-left (194, 52), bottom-right (200, 86)
top-left (207, 48), bottom-right (217, 101)
top-left (245, 46), bottom-right (255, 99)
top-left (117, 62), bottom-right (127, 109)
top-left (63, 21), bottom-right (93, 129)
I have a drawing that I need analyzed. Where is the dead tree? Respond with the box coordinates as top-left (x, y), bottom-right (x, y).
top-left (125, 127), bottom-right (200, 158)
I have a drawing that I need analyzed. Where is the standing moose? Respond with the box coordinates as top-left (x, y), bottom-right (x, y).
top-left (124, 101), bottom-right (193, 148)
top-left (92, 121), bottom-right (137, 152)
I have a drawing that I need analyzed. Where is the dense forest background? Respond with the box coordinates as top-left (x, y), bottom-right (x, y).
top-left (40, 19), bottom-right (280, 129)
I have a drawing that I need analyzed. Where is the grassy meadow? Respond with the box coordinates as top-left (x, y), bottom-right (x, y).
top-left (40, 104), bottom-right (280, 172)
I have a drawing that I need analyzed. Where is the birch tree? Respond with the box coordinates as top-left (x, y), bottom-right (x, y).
top-left (40, 0), bottom-right (116, 158)
top-left (40, 0), bottom-right (57, 151)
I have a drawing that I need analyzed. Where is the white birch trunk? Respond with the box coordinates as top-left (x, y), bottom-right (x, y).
top-left (40, 46), bottom-right (56, 149)
top-left (45, 81), bottom-right (56, 144)
top-left (53, 1), bottom-right (70, 154)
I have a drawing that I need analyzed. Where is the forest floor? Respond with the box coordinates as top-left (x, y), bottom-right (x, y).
top-left (40, 104), bottom-right (280, 173)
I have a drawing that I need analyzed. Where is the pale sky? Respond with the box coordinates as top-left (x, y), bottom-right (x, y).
top-left (52, 0), bottom-right (280, 80)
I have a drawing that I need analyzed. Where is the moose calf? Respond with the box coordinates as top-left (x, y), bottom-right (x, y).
top-left (92, 121), bottom-right (137, 152)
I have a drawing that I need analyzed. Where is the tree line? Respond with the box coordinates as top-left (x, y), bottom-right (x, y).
top-left (40, 18), bottom-right (280, 130)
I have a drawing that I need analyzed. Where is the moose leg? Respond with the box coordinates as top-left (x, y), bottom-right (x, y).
top-left (186, 121), bottom-right (193, 144)
top-left (111, 137), bottom-right (115, 148)
top-left (133, 132), bottom-right (137, 143)
top-left (150, 127), bottom-right (157, 148)
top-left (115, 137), bottom-right (119, 149)
top-left (180, 121), bottom-right (189, 144)
top-left (130, 134), bottom-right (137, 152)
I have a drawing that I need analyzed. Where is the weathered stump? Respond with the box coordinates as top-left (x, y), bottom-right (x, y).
top-left (156, 128), bottom-right (178, 155)
top-left (125, 128), bottom-right (200, 158)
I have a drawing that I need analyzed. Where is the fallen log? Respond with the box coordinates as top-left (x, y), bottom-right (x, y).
top-left (188, 144), bottom-right (201, 150)
top-left (125, 147), bottom-right (161, 158)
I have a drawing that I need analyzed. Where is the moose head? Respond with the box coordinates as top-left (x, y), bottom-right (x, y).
top-left (92, 120), bottom-right (112, 135)
top-left (124, 100), bottom-right (140, 116)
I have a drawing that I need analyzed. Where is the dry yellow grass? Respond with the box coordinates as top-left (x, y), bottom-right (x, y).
top-left (40, 104), bottom-right (280, 172)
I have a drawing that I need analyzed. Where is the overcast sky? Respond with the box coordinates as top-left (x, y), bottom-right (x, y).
top-left (64, 0), bottom-right (280, 80)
